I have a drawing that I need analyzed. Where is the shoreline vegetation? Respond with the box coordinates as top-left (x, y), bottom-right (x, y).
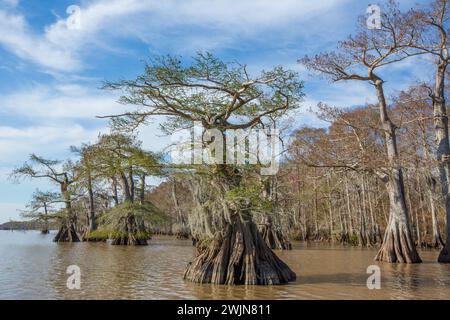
top-left (8, 0), bottom-right (450, 286)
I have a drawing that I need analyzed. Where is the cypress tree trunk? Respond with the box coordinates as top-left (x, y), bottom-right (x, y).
top-left (120, 172), bottom-right (132, 202)
top-left (41, 203), bottom-right (50, 234)
top-left (375, 171), bottom-right (421, 263)
top-left (433, 63), bottom-right (450, 262)
top-left (87, 171), bottom-right (97, 232)
top-left (112, 176), bottom-right (119, 206)
top-left (427, 185), bottom-right (444, 248)
top-left (54, 177), bottom-right (80, 242)
top-left (139, 174), bottom-right (146, 205)
top-left (54, 220), bottom-right (79, 242)
top-left (259, 177), bottom-right (292, 250)
top-left (184, 212), bottom-right (296, 285)
top-left (110, 213), bottom-right (148, 246)
top-left (172, 180), bottom-right (189, 239)
top-left (373, 80), bottom-right (421, 263)
top-left (184, 165), bottom-right (296, 285)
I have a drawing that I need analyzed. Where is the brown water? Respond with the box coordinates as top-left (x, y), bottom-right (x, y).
top-left (0, 230), bottom-right (449, 300)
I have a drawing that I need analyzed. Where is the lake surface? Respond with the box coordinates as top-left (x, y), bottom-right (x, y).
top-left (0, 230), bottom-right (449, 300)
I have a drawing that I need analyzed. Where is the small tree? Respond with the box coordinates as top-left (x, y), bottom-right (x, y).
top-left (87, 133), bottom-right (163, 245)
top-left (20, 190), bottom-right (59, 234)
top-left (12, 154), bottom-right (80, 242)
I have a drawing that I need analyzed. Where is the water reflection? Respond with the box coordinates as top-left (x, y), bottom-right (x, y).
top-left (0, 231), bottom-right (450, 299)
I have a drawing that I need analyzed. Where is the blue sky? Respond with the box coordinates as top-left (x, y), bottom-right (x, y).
top-left (0, 0), bottom-right (432, 222)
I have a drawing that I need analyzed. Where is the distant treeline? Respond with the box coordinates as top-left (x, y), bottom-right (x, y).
top-left (0, 220), bottom-right (57, 231)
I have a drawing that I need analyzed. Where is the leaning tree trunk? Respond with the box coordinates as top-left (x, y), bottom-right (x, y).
top-left (373, 80), bottom-right (421, 263)
top-left (259, 215), bottom-right (292, 250)
top-left (184, 213), bottom-right (296, 285)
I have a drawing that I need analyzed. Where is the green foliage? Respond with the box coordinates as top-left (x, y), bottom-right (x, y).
top-left (103, 52), bottom-right (304, 133)
top-left (225, 185), bottom-right (272, 211)
top-left (84, 229), bottom-right (110, 241)
top-left (109, 230), bottom-right (151, 240)
top-left (84, 229), bottom-right (152, 241)
top-left (99, 201), bottom-right (168, 231)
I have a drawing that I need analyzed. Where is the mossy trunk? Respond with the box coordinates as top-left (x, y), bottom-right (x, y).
top-left (184, 214), bottom-right (296, 285)
top-left (110, 214), bottom-right (148, 246)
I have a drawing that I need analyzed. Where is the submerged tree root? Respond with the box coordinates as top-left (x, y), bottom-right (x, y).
top-left (184, 216), bottom-right (296, 285)
top-left (53, 222), bottom-right (80, 242)
top-left (375, 221), bottom-right (421, 263)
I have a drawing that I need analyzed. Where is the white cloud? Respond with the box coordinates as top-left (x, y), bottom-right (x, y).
top-left (0, 84), bottom-right (116, 163)
top-left (0, 11), bottom-right (80, 71)
top-left (0, 0), bottom-right (349, 72)
top-left (0, 84), bottom-right (123, 120)
top-left (0, 124), bottom-right (106, 164)
top-left (0, 77), bottom-right (170, 220)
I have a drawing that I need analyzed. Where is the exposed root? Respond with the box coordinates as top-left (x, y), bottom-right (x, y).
top-left (53, 222), bottom-right (80, 242)
top-left (184, 215), bottom-right (296, 285)
top-left (110, 235), bottom-right (148, 246)
top-left (375, 220), bottom-right (421, 263)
